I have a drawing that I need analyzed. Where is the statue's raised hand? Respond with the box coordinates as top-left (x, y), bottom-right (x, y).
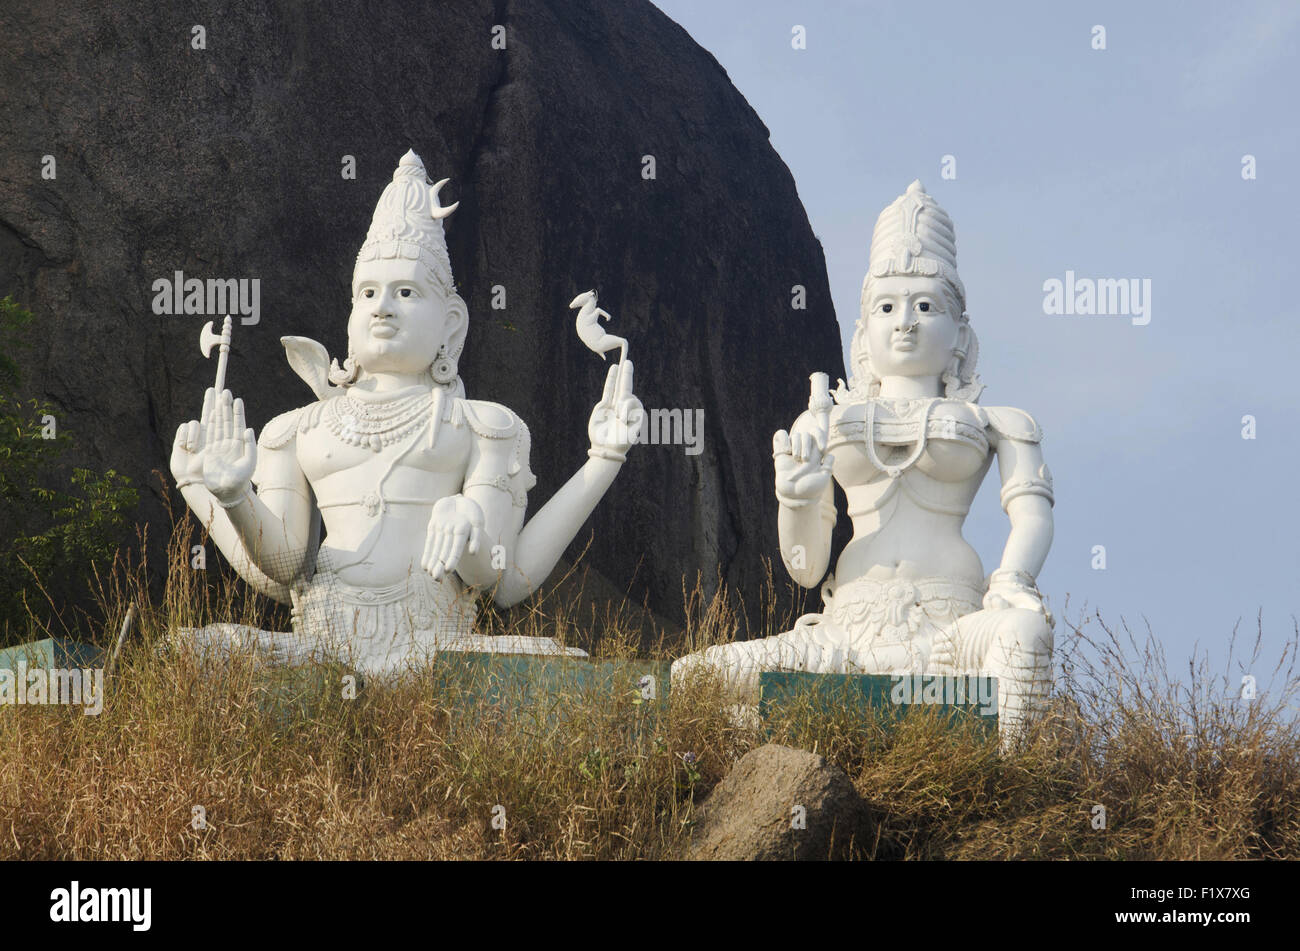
top-left (773, 428), bottom-right (834, 507)
top-left (170, 386), bottom-right (216, 489)
top-left (201, 389), bottom-right (257, 504)
top-left (587, 361), bottom-right (644, 460)
top-left (423, 494), bottom-right (486, 581)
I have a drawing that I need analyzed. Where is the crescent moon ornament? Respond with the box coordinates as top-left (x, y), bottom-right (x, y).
top-left (429, 177), bottom-right (459, 219)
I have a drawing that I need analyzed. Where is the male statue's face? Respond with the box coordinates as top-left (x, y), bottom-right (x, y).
top-left (865, 274), bottom-right (960, 380)
top-left (348, 258), bottom-right (447, 377)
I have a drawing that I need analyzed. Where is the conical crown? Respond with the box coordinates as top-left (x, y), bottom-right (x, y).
top-left (863, 179), bottom-right (965, 312)
top-left (844, 181), bottom-right (983, 404)
top-left (355, 149), bottom-right (459, 296)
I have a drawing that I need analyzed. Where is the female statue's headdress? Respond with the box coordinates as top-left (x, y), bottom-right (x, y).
top-left (843, 180), bottom-right (983, 403)
top-left (329, 150), bottom-right (468, 389)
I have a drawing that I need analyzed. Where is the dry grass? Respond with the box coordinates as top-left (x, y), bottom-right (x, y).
top-left (763, 608), bottom-right (1300, 860)
top-left (2, 499), bottom-right (1298, 860)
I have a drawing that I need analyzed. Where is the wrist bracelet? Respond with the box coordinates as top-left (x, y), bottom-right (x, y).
top-left (775, 490), bottom-right (815, 510)
top-left (588, 446), bottom-right (627, 463)
top-left (988, 567), bottom-right (1037, 590)
top-left (215, 487), bottom-right (253, 510)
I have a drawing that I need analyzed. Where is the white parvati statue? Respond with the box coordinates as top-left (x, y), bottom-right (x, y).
top-left (169, 149), bottom-right (644, 676)
top-left (672, 180), bottom-right (1056, 737)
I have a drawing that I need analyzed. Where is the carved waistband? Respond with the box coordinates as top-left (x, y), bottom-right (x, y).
top-left (830, 575), bottom-right (985, 607)
top-left (316, 495), bottom-right (440, 510)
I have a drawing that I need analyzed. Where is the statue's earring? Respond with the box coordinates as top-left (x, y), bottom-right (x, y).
top-left (859, 337), bottom-right (882, 393)
top-left (431, 345), bottom-right (458, 385)
top-left (942, 326), bottom-right (966, 395)
top-left (945, 351), bottom-right (964, 381)
top-left (328, 348), bottom-right (360, 386)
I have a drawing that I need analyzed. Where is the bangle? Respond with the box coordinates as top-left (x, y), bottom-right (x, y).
top-left (775, 490), bottom-right (815, 510)
top-left (215, 487), bottom-right (252, 510)
top-left (988, 567), bottom-right (1037, 590)
top-left (588, 446), bottom-right (627, 463)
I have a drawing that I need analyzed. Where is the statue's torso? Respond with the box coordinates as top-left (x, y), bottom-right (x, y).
top-left (293, 391), bottom-right (473, 587)
top-left (826, 397), bottom-right (992, 587)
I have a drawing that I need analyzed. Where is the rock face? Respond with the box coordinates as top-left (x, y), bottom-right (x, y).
top-left (0, 0), bottom-right (842, 633)
top-left (687, 744), bottom-right (866, 860)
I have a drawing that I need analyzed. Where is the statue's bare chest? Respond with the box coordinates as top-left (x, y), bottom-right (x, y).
top-left (295, 396), bottom-right (472, 504)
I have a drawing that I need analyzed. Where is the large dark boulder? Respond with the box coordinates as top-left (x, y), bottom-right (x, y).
top-left (0, 0), bottom-right (842, 635)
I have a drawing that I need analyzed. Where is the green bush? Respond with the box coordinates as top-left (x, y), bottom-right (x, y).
top-left (0, 295), bottom-right (137, 642)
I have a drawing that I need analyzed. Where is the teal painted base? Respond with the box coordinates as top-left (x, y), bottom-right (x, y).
top-left (0, 638), bottom-right (105, 671)
top-left (427, 653), bottom-right (671, 709)
top-left (247, 653), bottom-right (672, 726)
top-left (759, 672), bottom-right (998, 733)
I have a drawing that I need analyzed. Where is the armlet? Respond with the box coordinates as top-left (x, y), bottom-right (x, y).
top-left (1000, 463), bottom-right (1055, 510)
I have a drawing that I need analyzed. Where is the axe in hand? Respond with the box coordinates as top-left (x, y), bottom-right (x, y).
top-left (200, 315), bottom-right (234, 393)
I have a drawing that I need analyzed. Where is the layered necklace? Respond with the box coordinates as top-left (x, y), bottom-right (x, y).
top-left (323, 388), bottom-right (431, 452)
top-left (864, 397), bottom-right (938, 479)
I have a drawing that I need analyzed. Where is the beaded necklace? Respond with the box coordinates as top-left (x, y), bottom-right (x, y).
top-left (323, 389), bottom-right (431, 452)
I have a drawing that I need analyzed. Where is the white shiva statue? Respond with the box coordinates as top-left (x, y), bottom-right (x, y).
top-left (672, 181), bottom-right (1055, 736)
top-left (169, 150), bottom-right (644, 676)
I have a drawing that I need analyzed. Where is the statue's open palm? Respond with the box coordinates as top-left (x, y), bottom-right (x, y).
top-left (773, 428), bottom-right (834, 503)
top-left (170, 387), bottom-right (216, 488)
top-left (202, 389), bottom-right (257, 503)
top-left (423, 494), bottom-right (485, 580)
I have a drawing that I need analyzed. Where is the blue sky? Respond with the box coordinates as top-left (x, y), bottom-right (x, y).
top-left (653, 0), bottom-right (1300, 678)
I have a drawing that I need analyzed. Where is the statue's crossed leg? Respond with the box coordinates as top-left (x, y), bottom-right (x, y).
top-left (671, 604), bottom-right (1054, 741)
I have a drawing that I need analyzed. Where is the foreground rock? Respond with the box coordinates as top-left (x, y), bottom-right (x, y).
top-left (0, 0), bottom-right (843, 635)
top-left (687, 743), bottom-right (866, 860)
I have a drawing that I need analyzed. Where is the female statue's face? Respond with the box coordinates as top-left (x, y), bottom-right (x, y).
top-left (348, 258), bottom-right (447, 377)
top-left (865, 274), bottom-right (960, 380)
